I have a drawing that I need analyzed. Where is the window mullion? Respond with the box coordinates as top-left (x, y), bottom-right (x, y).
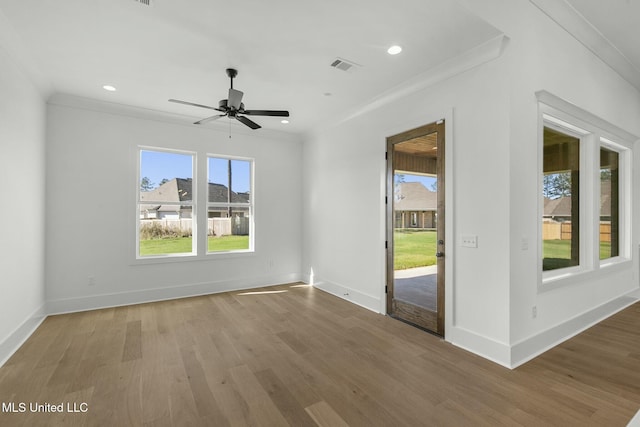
top-left (582, 133), bottom-right (598, 271)
top-left (196, 151), bottom-right (208, 257)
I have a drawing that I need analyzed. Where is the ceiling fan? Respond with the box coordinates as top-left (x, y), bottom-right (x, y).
top-left (169, 68), bottom-right (289, 129)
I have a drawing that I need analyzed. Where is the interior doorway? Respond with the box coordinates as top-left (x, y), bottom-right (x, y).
top-left (386, 120), bottom-right (445, 336)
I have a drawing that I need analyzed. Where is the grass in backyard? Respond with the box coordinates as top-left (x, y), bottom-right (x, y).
top-left (394, 229), bottom-right (437, 270)
top-left (208, 235), bottom-right (250, 252)
top-left (543, 239), bottom-right (612, 271)
top-left (139, 235), bottom-right (249, 256)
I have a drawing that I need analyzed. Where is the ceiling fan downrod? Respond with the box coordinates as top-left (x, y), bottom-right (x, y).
top-left (226, 68), bottom-right (237, 89)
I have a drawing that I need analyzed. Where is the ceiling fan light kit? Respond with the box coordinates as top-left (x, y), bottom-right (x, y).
top-left (169, 68), bottom-right (289, 130)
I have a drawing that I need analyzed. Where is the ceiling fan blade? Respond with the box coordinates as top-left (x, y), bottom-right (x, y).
top-left (228, 89), bottom-right (244, 110)
top-left (242, 110), bottom-right (290, 117)
top-left (194, 114), bottom-right (226, 125)
top-left (236, 115), bottom-right (261, 130)
top-left (168, 99), bottom-right (222, 111)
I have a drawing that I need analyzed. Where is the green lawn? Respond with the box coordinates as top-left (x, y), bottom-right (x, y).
top-left (139, 235), bottom-right (250, 256)
top-left (543, 239), bottom-right (612, 271)
top-left (394, 230), bottom-right (437, 270)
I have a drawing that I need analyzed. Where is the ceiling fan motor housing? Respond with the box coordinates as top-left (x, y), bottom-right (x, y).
top-left (218, 99), bottom-right (244, 111)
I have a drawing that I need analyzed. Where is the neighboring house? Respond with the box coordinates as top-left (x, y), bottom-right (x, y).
top-left (543, 196), bottom-right (572, 222)
top-left (543, 181), bottom-right (612, 222)
top-left (140, 178), bottom-right (249, 219)
top-left (394, 182), bottom-right (437, 229)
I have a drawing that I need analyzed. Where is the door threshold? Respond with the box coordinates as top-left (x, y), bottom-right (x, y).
top-left (388, 314), bottom-right (443, 338)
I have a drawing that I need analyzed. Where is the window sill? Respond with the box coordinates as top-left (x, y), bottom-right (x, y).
top-left (132, 250), bottom-right (255, 266)
top-left (539, 258), bottom-right (633, 293)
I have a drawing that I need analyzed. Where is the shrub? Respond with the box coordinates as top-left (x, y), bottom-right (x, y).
top-left (140, 221), bottom-right (191, 240)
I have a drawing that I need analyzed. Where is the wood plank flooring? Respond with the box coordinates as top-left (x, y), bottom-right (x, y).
top-left (1, 283), bottom-right (640, 426)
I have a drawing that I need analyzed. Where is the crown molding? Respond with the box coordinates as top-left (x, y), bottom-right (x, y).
top-left (529, 0), bottom-right (640, 91)
top-left (308, 34), bottom-right (508, 138)
top-left (47, 93), bottom-right (302, 143)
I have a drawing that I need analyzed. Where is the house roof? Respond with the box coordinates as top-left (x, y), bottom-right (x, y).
top-left (394, 182), bottom-right (437, 212)
top-left (543, 197), bottom-right (572, 217)
top-left (543, 181), bottom-right (612, 217)
top-left (140, 178), bottom-right (249, 212)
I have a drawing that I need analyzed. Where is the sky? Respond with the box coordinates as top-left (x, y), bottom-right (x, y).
top-left (140, 150), bottom-right (435, 195)
top-left (395, 172), bottom-right (437, 191)
top-left (140, 150), bottom-right (251, 193)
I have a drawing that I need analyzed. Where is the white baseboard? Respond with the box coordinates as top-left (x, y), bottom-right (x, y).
top-left (0, 304), bottom-right (47, 368)
top-left (627, 409), bottom-right (640, 427)
top-left (46, 273), bottom-right (302, 315)
top-left (312, 279), bottom-right (382, 314)
top-left (510, 293), bottom-right (639, 368)
top-left (447, 326), bottom-right (512, 368)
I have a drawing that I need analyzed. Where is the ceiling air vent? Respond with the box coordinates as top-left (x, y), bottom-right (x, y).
top-left (330, 58), bottom-right (360, 72)
top-left (133, 0), bottom-right (152, 5)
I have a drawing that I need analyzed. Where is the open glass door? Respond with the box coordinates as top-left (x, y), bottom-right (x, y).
top-left (386, 121), bottom-right (445, 335)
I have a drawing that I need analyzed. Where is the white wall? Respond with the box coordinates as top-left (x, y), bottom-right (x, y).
top-left (302, 0), bottom-right (640, 367)
top-left (498, 1), bottom-right (640, 366)
top-left (45, 97), bottom-right (303, 313)
top-left (0, 43), bottom-right (47, 364)
top-left (303, 47), bottom-right (514, 362)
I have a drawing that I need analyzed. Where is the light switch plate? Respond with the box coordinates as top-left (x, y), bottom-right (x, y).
top-left (461, 235), bottom-right (478, 248)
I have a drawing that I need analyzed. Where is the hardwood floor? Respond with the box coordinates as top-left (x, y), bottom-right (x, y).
top-left (1, 283), bottom-right (639, 426)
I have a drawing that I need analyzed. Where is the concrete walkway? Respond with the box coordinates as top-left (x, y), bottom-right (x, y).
top-left (394, 265), bottom-right (437, 279)
top-left (394, 265), bottom-right (437, 311)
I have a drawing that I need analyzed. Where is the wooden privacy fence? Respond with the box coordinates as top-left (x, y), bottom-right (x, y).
top-left (140, 217), bottom-right (250, 236)
top-left (208, 217), bottom-right (250, 236)
top-left (542, 221), bottom-right (611, 242)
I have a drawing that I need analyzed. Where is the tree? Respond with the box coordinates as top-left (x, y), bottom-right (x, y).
top-left (394, 174), bottom-right (405, 202)
top-left (140, 176), bottom-right (155, 191)
top-left (158, 178), bottom-right (170, 186)
top-left (543, 172), bottom-right (571, 199)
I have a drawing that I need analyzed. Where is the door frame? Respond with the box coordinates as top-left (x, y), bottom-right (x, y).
top-left (386, 120), bottom-right (446, 335)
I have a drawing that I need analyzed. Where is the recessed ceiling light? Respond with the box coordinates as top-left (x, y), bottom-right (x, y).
top-left (102, 85), bottom-right (117, 92)
top-left (281, 119), bottom-right (289, 124)
top-left (387, 45), bottom-right (402, 55)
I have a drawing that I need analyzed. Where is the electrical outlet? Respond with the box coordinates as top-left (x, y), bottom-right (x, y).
top-left (521, 236), bottom-right (529, 250)
top-left (461, 235), bottom-right (478, 248)
top-left (532, 305), bottom-right (537, 319)
top-left (88, 276), bottom-right (95, 286)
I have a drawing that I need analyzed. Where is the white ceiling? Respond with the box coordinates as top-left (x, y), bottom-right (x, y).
top-left (0, 0), bottom-right (637, 136)
top-left (0, 0), bottom-right (502, 135)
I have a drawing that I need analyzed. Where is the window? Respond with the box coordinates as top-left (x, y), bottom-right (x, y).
top-left (138, 149), bottom-right (195, 257)
top-left (600, 143), bottom-right (621, 261)
top-left (542, 126), bottom-right (581, 271)
top-left (537, 91), bottom-right (633, 284)
top-left (207, 157), bottom-right (253, 253)
top-left (137, 148), bottom-right (254, 259)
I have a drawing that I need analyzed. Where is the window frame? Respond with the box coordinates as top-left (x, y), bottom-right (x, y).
top-left (537, 91), bottom-right (634, 290)
top-left (137, 147), bottom-right (197, 259)
top-left (206, 154), bottom-right (255, 254)
top-left (598, 138), bottom-right (629, 267)
top-left (135, 146), bottom-right (255, 263)
top-left (541, 121), bottom-right (588, 277)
